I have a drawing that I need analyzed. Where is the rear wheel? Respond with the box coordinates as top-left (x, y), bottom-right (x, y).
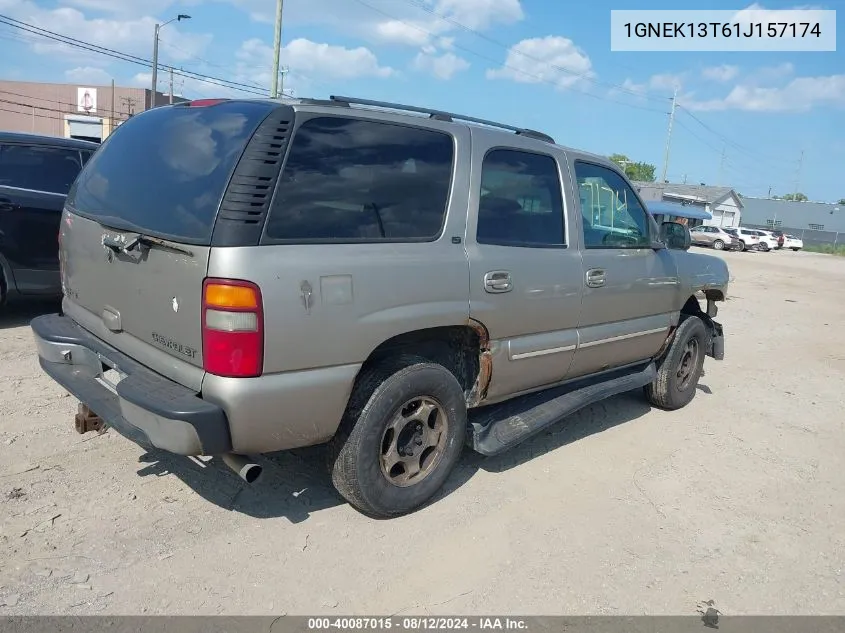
top-left (645, 316), bottom-right (707, 411)
top-left (327, 356), bottom-right (466, 518)
top-left (739, 240), bottom-right (747, 251)
top-left (792, 248), bottom-right (800, 252)
top-left (713, 239), bottom-right (725, 250)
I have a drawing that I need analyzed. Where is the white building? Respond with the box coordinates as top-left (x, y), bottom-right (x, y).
top-left (632, 182), bottom-right (744, 228)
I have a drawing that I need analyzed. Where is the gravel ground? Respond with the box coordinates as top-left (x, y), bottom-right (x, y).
top-left (1, 247), bottom-right (843, 616)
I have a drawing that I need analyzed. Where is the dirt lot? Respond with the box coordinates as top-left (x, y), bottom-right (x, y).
top-left (1, 247), bottom-right (843, 616)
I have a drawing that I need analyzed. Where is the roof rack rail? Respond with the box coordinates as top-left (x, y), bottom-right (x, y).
top-left (328, 95), bottom-right (555, 144)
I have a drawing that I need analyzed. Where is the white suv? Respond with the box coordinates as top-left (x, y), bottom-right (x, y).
top-left (727, 227), bottom-right (774, 252)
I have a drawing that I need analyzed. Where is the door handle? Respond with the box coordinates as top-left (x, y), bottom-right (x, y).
top-left (484, 270), bottom-right (512, 293)
top-left (585, 268), bottom-right (606, 288)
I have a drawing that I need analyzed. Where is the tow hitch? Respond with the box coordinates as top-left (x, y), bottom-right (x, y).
top-left (74, 403), bottom-right (105, 434)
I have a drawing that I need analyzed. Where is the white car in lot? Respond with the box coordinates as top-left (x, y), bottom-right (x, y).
top-left (782, 234), bottom-right (804, 251)
top-left (756, 230), bottom-right (781, 252)
top-left (726, 227), bottom-right (775, 252)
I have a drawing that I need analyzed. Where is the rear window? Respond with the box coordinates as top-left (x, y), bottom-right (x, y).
top-left (263, 116), bottom-right (454, 242)
top-left (66, 101), bottom-right (275, 244)
top-left (0, 144), bottom-right (85, 195)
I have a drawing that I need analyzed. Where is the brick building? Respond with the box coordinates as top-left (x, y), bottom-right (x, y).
top-left (0, 79), bottom-right (187, 143)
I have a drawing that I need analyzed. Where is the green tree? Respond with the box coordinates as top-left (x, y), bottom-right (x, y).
top-left (608, 153), bottom-right (657, 182)
top-left (781, 192), bottom-right (808, 201)
top-left (837, 198), bottom-right (845, 205)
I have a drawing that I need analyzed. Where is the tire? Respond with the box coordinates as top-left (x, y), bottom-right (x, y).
top-left (327, 355), bottom-right (467, 518)
top-left (713, 239), bottom-right (725, 250)
top-left (644, 316), bottom-right (708, 411)
top-left (792, 248), bottom-right (799, 252)
top-left (739, 241), bottom-right (746, 251)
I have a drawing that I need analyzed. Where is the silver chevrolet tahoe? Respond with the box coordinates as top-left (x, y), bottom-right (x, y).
top-left (31, 95), bottom-right (729, 518)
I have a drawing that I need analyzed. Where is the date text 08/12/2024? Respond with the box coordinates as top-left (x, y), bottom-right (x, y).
top-left (623, 21), bottom-right (822, 38)
top-left (307, 618), bottom-right (528, 630)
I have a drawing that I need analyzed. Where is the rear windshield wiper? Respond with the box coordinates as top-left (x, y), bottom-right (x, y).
top-left (102, 233), bottom-right (194, 257)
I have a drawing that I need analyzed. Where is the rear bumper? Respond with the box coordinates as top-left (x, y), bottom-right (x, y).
top-left (31, 313), bottom-right (231, 456)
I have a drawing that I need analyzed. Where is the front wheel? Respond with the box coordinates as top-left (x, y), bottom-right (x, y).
top-left (327, 356), bottom-right (467, 518)
top-left (739, 241), bottom-right (747, 251)
top-left (645, 316), bottom-right (708, 410)
top-left (792, 248), bottom-right (800, 251)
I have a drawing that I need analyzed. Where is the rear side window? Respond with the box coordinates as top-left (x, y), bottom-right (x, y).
top-left (0, 144), bottom-right (84, 195)
top-left (66, 101), bottom-right (275, 244)
top-left (476, 149), bottom-right (565, 247)
top-left (263, 117), bottom-right (454, 242)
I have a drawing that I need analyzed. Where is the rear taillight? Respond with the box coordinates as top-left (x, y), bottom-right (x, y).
top-left (202, 278), bottom-right (263, 378)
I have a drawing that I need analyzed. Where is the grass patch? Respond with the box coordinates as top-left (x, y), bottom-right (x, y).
top-left (804, 244), bottom-right (845, 256)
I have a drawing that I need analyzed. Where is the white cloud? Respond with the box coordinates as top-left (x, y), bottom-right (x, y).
top-left (486, 36), bottom-right (593, 89)
top-left (229, 0), bottom-right (524, 47)
top-left (702, 65), bottom-right (740, 82)
top-left (0, 0), bottom-right (212, 68)
top-left (731, 2), bottom-right (827, 24)
top-left (374, 19), bottom-right (439, 47)
top-left (681, 74), bottom-right (845, 112)
top-left (434, 0), bottom-right (523, 30)
top-left (235, 37), bottom-right (394, 83)
top-left (412, 51), bottom-right (470, 80)
top-left (618, 73), bottom-right (684, 96)
top-left (64, 66), bottom-right (114, 85)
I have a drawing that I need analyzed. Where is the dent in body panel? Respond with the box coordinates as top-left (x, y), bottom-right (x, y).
top-left (201, 363), bottom-right (362, 453)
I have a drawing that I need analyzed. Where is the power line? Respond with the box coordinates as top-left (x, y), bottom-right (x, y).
top-left (349, 0), bottom-right (667, 114)
top-left (0, 88), bottom-right (133, 119)
top-left (0, 15), bottom-right (271, 97)
top-left (402, 0), bottom-right (667, 103)
top-left (675, 104), bottom-right (795, 168)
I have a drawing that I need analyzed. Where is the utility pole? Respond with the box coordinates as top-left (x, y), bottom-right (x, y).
top-left (682, 173), bottom-right (687, 184)
top-left (111, 78), bottom-right (116, 136)
top-left (270, 0), bottom-right (285, 98)
top-left (121, 96), bottom-right (137, 118)
top-left (151, 15), bottom-right (191, 109)
top-left (169, 67), bottom-right (174, 104)
top-left (717, 144), bottom-right (726, 186)
top-left (661, 86), bottom-right (678, 183)
top-left (794, 149), bottom-right (804, 200)
top-left (768, 186), bottom-right (772, 198)
top-left (151, 22), bottom-right (160, 108)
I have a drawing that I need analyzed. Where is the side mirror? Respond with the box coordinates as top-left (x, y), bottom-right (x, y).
top-left (659, 221), bottom-right (692, 250)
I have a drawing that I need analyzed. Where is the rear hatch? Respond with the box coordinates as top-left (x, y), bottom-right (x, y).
top-left (59, 99), bottom-right (277, 390)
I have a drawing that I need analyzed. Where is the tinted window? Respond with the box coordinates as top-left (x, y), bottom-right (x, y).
top-left (574, 161), bottom-right (652, 249)
top-left (264, 117), bottom-right (454, 242)
top-left (67, 101), bottom-right (275, 244)
top-left (476, 149), bottom-right (565, 246)
top-left (0, 144), bottom-right (84, 195)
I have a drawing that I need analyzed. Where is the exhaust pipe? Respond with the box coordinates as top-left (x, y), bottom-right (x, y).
top-left (221, 453), bottom-right (262, 484)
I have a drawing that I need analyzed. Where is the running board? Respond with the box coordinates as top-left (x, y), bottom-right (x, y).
top-left (468, 362), bottom-right (657, 457)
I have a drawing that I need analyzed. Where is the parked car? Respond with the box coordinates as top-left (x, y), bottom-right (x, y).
top-left (726, 227), bottom-right (772, 252)
top-left (755, 229), bottom-right (780, 252)
top-left (30, 96), bottom-right (729, 518)
top-left (782, 234), bottom-right (804, 251)
top-left (0, 132), bottom-right (98, 307)
top-left (689, 225), bottom-right (740, 251)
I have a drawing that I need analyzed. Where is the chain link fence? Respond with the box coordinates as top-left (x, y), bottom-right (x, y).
top-left (744, 223), bottom-right (843, 249)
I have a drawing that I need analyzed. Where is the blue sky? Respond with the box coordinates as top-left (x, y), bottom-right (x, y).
top-left (0, 0), bottom-right (843, 201)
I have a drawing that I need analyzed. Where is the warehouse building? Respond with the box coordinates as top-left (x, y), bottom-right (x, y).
top-left (739, 196), bottom-right (845, 247)
top-left (0, 79), bottom-right (186, 143)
